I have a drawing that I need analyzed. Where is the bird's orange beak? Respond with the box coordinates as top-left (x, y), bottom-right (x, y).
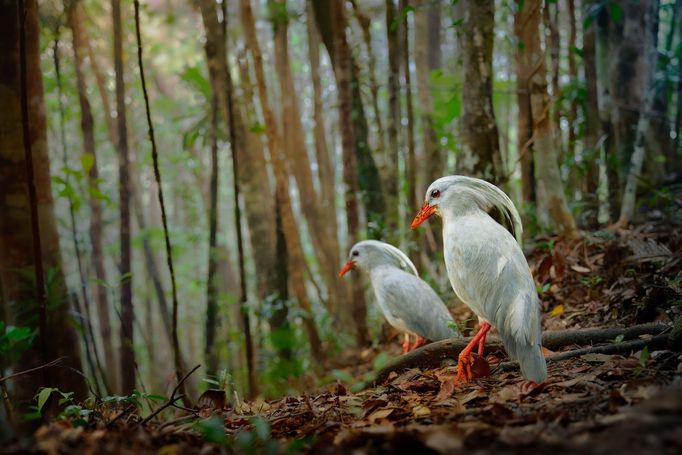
top-left (411, 202), bottom-right (437, 230)
top-left (338, 260), bottom-right (354, 277)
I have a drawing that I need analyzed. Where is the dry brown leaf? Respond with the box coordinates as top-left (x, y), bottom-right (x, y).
top-left (412, 405), bottom-right (431, 417)
top-left (434, 376), bottom-right (456, 402)
top-left (571, 264), bottom-right (592, 274)
top-left (367, 408), bottom-right (394, 424)
top-left (459, 388), bottom-right (486, 404)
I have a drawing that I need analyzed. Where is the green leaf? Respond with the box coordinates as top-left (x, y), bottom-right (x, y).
top-left (608, 1), bottom-right (623, 22)
top-left (80, 153), bottom-right (95, 174)
top-left (251, 416), bottom-right (271, 441)
top-left (195, 416), bottom-right (226, 445)
top-left (639, 346), bottom-right (650, 368)
top-left (180, 66), bottom-right (211, 100)
top-left (35, 387), bottom-right (58, 413)
top-left (372, 352), bottom-right (390, 371)
top-left (329, 369), bottom-right (354, 384)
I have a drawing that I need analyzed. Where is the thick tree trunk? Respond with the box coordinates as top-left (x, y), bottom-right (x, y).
top-left (312, 0), bottom-right (386, 238)
top-left (239, 0), bottom-right (326, 365)
top-left (515, 0), bottom-right (578, 238)
top-left (0, 0), bottom-right (87, 413)
top-left (458, 0), bottom-right (504, 184)
top-left (67, 1), bottom-right (117, 392)
top-left (112, 0), bottom-right (135, 394)
top-left (582, 3), bottom-right (601, 228)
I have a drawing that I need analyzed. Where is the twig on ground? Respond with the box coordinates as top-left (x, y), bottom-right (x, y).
top-left (495, 332), bottom-right (671, 372)
top-left (106, 403), bottom-right (137, 428)
top-left (138, 364), bottom-right (200, 427)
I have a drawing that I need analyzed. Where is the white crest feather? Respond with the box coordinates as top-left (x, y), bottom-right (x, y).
top-left (356, 240), bottom-right (419, 276)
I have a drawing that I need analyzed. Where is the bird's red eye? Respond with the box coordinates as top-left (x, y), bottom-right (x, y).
top-left (352, 251), bottom-right (359, 257)
top-left (430, 189), bottom-right (441, 199)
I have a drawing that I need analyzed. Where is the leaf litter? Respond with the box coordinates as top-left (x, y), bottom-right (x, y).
top-left (6, 222), bottom-right (682, 454)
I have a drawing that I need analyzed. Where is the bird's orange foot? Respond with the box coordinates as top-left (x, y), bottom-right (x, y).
top-left (455, 352), bottom-right (474, 383)
top-left (410, 336), bottom-right (426, 351)
top-left (455, 352), bottom-right (491, 385)
top-left (402, 338), bottom-right (411, 354)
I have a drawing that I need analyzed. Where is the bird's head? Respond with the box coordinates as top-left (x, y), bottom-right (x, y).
top-left (410, 176), bottom-right (458, 229)
top-left (339, 240), bottom-right (418, 277)
top-left (411, 175), bottom-right (522, 242)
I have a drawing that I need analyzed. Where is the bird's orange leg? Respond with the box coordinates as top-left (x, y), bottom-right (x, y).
top-left (456, 322), bottom-right (492, 383)
top-left (477, 322), bottom-right (491, 356)
top-left (402, 333), bottom-right (411, 354)
top-left (411, 336), bottom-right (426, 351)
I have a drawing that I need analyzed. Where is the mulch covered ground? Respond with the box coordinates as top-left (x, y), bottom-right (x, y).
top-left (6, 222), bottom-right (682, 454)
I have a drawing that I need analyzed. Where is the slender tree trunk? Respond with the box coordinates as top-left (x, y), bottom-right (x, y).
top-left (594, 4), bottom-right (617, 221)
top-left (53, 26), bottom-right (108, 396)
top-left (349, 0), bottom-right (386, 157)
top-left (515, 0), bottom-right (578, 238)
top-left (668, 0), bottom-right (682, 171)
top-left (67, 1), bottom-right (117, 392)
top-left (647, 0), bottom-right (678, 178)
top-left (619, 0), bottom-right (660, 224)
top-left (514, 3), bottom-right (535, 208)
top-left (414, 0), bottom-right (441, 187)
top-left (305, 6), bottom-right (348, 329)
top-left (401, 0), bottom-right (418, 222)
top-left (606, 1), bottom-right (647, 220)
top-left (567, 0), bottom-right (578, 188)
top-left (385, 0), bottom-right (401, 239)
top-left (0, 0), bottom-right (87, 415)
top-left (205, 95), bottom-right (219, 375)
top-left (312, 0), bottom-right (386, 238)
top-left (112, 0), bottom-right (135, 394)
top-left (271, 0), bottom-right (341, 316)
top-left (582, 2), bottom-right (601, 228)
top-left (236, 56), bottom-right (291, 362)
top-left (458, 0), bottom-right (504, 184)
top-left (330, 0), bottom-right (370, 346)
top-left (240, 0), bottom-right (326, 364)
top-left (306, 0), bottom-right (337, 241)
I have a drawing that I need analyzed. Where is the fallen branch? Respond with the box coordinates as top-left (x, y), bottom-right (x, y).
top-left (495, 333), bottom-right (671, 373)
top-left (373, 323), bottom-right (670, 384)
top-left (0, 357), bottom-right (65, 384)
top-left (138, 364), bottom-right (200, 427)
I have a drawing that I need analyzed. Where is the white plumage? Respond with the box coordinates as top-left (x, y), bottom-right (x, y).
top-left (339, 240), bottom-right (459, 352)
top-left (412, 175), bottom-right (547, 383)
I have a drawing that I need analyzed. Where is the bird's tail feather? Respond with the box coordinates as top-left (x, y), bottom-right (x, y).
top-left (504, 338), bottom-right (547, 383)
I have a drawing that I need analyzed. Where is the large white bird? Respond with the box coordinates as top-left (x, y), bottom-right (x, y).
top-left (411, 176), bottom-right (547, 384)
top-left (339, 240), bottom-right (459, 353)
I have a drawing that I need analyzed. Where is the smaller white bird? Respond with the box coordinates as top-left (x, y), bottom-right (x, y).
top-left (339, 240), bottom-right (459, 353)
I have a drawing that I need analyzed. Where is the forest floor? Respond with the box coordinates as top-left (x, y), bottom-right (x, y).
top-left (7, 220), bottom-right (682, 454)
